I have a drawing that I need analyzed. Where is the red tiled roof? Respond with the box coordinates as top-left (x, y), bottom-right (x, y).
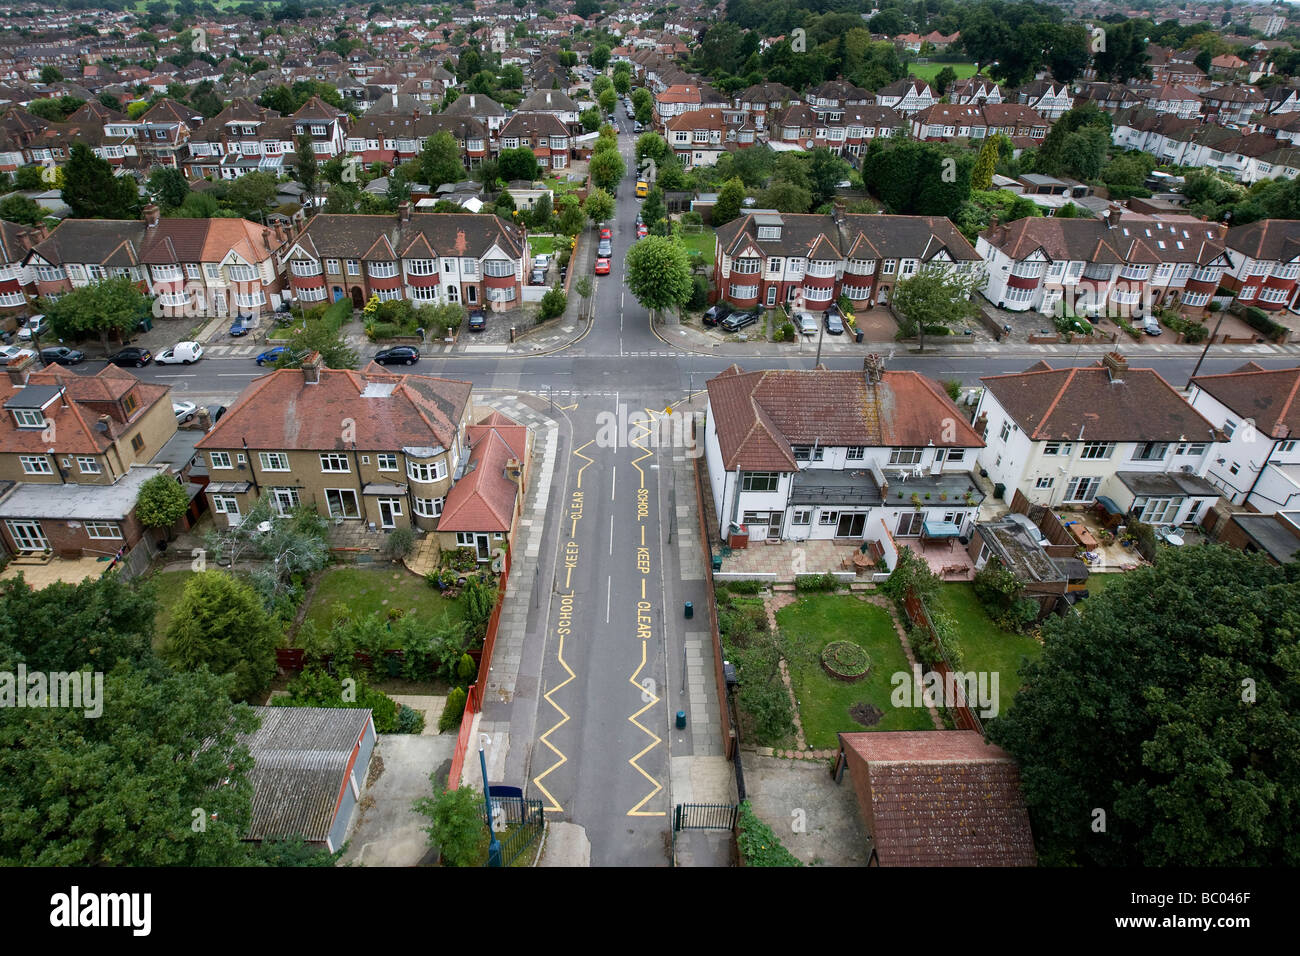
top-left (706, 365), bottom-right (983, 471)
top-left (438, 418), bottom-right (527, 533)
top-left (195, 366), bottom-right (471, 452)
top-left (840, 730), bottom-right (1037, 867)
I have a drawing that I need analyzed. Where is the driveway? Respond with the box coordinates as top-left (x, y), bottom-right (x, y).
top-left (340, 733), bottom-right (456, 866)
top-left (741, 751), bottom-right (870, 866)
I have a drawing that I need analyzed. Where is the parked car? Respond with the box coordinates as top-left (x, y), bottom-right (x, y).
top-left (824, 311), bottom-right (845, 335)
top-left (634, 212), bottom-right (643, 227)
top-left (597, 238), bottom-right (613, 257)
top-left (255, 345), bottom-right (299, 366)
top-left (533, 253), bottom-right (551, 270)
top-left (155, 341), bottom-right (204, 364)
top-left (1142, 315), bottom-right (1163, 336)
top-left (40, 346), bottom-right (84, 366)
top-left (720, 308), bottom-right (762, 332)
top-left (636, 223), bottom-right (648, 239)
top-left (835, 179), bottom-right (852, 188)
top-left (16, 314), bottom-right (49, 341)
top-left (172, 400), bottom-right (197, 424)
top-left (599, 227), bottom-right (612, 241)
top-left (595, 256), bottom-right (611, 275)
top-left (702, 303), bottom-right (733, 327)
top-left (374, 345), bottom-right (420, 366)
top-left (794, 311), bottom-right (818, 336)
top-left (229, 315), bottom-right (252, 337)
top-left (107, 346), bottom-right (153, 368)
top-left (530, 266), bottom-right (547, 285)
top-left (0, 345), bottom-right (35, 361)
top-left (468, 309), bottom-right (486, 332)
top-left (210, 404), bottom-right (227, 423)
top-left (634, 121), bottom-right (644, 133)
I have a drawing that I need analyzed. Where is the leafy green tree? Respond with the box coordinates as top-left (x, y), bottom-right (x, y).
top-left (971, 134), bottom-right (1001, 191)
top-left (420, 131), bottom-right (466, 189)
top-left (578, 106), bottom-right (601, 132)
top-left (148, 166), bottom-right (191, 210)
top-left (588, 148), bottom-right (625, 192)
top-left (497, 146), bottom-right (540, 182)
top-left (636, 132), bottom-right (669, 167)
top-left (640, 185), bottom-right (667, 228)
top-left (39, 65), bottom-right (63, 84)
top-left (759, 180), bottom-right (812, 213)
top-left (0, 666), bottom-right (260, 866)
top-left (575, 276), bottom-right (594, 299)
top-left (888, 263), bottom-right (985, 351)
top-left (590, 45), bottom-right (610, 70)
top-left (14, 166), bottom-right (44, 191)
top-left (0, 573), bottom-right (155, 673)
top-left (286, 323), bottom-right (359, 369)
top-left (556, 196), bottom-right (585, 236)
top-left (162, 571), bottom-right (281, 702)
top-left (613, 72), bottom-right (630, 95)
top-left (62, 142), bottom-right (140, 219)
top-left (0, 194), bottom-right (43, 225)
top-left (27, 96), bottom-right (85, 122)
top-left (136, 474), bottom-right (189, 541)
top-left (712, 176), bottom-right (746, 226)
top-left (598, 88), bottom-right (617, 114)
top-left (625, 235), bottom-right (693, 319)
top-left (413, 782), bottom-right (486, 866)
top-left (632, 87), bottom-right (653, 125)
top-left (43, 276), bottom-right (149, 351)
top-left (296, 132), bottom-right (318, 200)
top-left (223, 170), bottom-right (277, 218)
top-left (934, 65), bottom-right (957, 96)
top-left (989, 546), bottom-right (1300, 866)
top-left (592, 74), bottom-right (612, 97)
top-left (539, 285), bottom-right (567, 320)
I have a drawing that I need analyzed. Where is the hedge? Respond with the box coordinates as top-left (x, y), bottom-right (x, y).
top-left (1241, 305), bottom-right (1286, 341)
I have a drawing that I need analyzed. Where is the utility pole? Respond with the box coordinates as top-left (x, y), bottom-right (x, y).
top-left (814, 313), bottom-right (825, 368)
top-left (1186, 309), bottom-right (1228, 387)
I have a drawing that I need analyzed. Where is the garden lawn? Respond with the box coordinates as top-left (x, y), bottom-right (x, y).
top-left (302, 567), bottom-right (466, 635)
top-left (677, 227), bottom-right (715, 264)
top-left (908, 61), bottom-right (980, 83)
top-left (529, 235), bottom-right (556, 258)
top-left (777, 593), bottom-right (932, 749)
top-left (145, 570), bottom-right (197, 650)
top-left (936, 582), bottom-right (1042, 718)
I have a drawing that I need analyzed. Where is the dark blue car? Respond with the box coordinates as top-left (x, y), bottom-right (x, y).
top-left (229, 314), bottom-right (252, 337)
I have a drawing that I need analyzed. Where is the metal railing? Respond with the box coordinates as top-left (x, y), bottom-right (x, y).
top-left (673, 803), bottom-right (739, 832)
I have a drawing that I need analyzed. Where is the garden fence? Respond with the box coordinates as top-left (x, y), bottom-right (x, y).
top-left (901, 585), bottom-right (983, 735)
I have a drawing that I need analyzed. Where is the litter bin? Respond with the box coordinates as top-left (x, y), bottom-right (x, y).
top-left (676, 710), bottom-right (687, 729)
top-left (854, 328), bottom-right (864, 343)
top-left (137, 315), bottom-right (153, 333)
top-left (994, 482), bottom-right (1006, 500)
top-left (684, 601), bottom-right (694, 619)
top-left (711, 554), bottom-right (722, 572)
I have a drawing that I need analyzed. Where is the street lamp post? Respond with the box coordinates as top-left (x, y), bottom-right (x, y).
top-left (1186, 308), bottom-right (1228, 388)
top-left (479, 734), bottom-right (501, 867)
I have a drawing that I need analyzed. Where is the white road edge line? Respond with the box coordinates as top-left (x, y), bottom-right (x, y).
top-left (611, 466), bottom-right (616, 501)
top-left (609, 514), bottom-right (614, 555)
top-left (606, 576), bottom-right (612, 624)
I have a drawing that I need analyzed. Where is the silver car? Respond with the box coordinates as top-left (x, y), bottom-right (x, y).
top-left (794, 312), bottom-right (818, 336)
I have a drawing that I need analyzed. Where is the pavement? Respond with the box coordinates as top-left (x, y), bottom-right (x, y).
top-left (341, 734), bottom-right (454, 867)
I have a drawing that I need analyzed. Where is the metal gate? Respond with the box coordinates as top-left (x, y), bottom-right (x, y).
top-left (673, 803), bottom-right (738, 832)
top-left (483, 796), bottom-right (545, 867)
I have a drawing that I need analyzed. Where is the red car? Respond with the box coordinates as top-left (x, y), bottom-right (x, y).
top-left (595, 256), bottom-right (611, 274)
top-left (636, 223), bottom-right (648, 239)
top-left (599, 227), bottom-right (612, 240)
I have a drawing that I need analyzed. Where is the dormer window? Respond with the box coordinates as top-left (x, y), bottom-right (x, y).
top-left (12, 409), bottom-right (44, 429)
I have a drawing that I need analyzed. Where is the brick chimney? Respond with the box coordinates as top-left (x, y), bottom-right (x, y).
top-left (398, 200), bottom-right (413, 222)
top-left (142, 203), bottom-right (160, 227)
top-left (973, 411), bottom-right (988, 439)
top-left (832, 200), bottom-right (846, 225)
top-left (504, 457), bottom-right (522, 483)
top-left (301, 350), bottom-right (322, 384)
top-left (197, 405), bottom-right (212, 431)
top-left (5, 351), bottom-right (36, 387)
top-left (1102, 351), bottom-right (1128, 382)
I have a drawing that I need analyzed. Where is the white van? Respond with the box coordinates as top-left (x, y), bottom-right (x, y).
top-left (155, 341), bottom-right (204, 364)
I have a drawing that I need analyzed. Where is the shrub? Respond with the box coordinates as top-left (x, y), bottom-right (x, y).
top-left (794, 572), bottom-right (837, 592)
top-left (395, 704), bottom-right (426, 734)
top-left (972, 557), bottom-right (1038, 633)
top-left (736, 800), bottom-right (802, 866)
top-left (456, 652), bottom-right (477, 683)
top-left (771, 325), bottom-right (785, 342)
top-left (439, 686), bottom-right (467, 732)
top-left (943, 379), bottom-right (962, 402)
top-left (921, 323), bottom-right (951, 336)
top-left (780, 321), bottom-right (796, 340)
top-left (539, 285), bottom-right (567, 320)
top-left (719, 580), bottom-right (764, 594)
top-left (412, 784), bottom-right (486, 867)
top-left (277, 667), bottom-right (401, 732)
top-left (384, 527), bottom-right (415, 560)
top-left (1241, 305), bottom-right (1286, 340)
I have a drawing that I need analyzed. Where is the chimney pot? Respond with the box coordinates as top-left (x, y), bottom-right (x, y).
top-left (143, 203), bottom-right (160, 227)
top-left (5, 351), bottom-right (36, 386)
top-left (302, 350), bottom-right (322, 384)
top-left (1103, 350), bottom-right (1128, 382)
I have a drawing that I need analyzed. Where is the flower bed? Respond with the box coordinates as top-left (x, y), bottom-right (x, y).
top-left (821, 640), bottom-right (870, 681)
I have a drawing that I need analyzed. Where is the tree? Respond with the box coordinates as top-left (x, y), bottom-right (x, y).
top-left (420, 131), bottom-right (466, 189)
top-left (0, 195), bottom-right (43, 225)
top-left (62, 142), bottom-right (140, 219)
top-left (43, 276), bottom-right (149, 352)
top-left (613, 72), bottom-right (630, 95)
top-left (578, 106), bottom-right (601, 132)
top-left (147, 166), bottom-right (191, 210)
top-left (296, 132), bottom-right (317, 200)
top-left (989, 546), bottom-right (1300, 866)
top-left (640, 186), bottom-right (667, 228)
top-left (934, 65), bottom-right (957, 96)
top-left (0, 665), bottom-right (260, 866)
top-left (625, 235), bottom-right (693, 319)
top-left (539, 285), bottom-right (567, 320)
top-left (39, 65), bottom-right (63, 84)
top-left (971, 134), bottom-right (1001, 191)
top-left (14, 166), bottom-right (44, 191)
top-left (27, 97), bottom-right (84, 122)
top-left (588, 148), bottom-right (625, 192)
top-left (288, 323), bottom-right (359, 370)
top-left (598, 88), bottom-right (616, 114)
top-left (636, 132), bottom-right (669, 166)
top-left (888, 263), bottom-right (985, 352)
top-left (713, 177), bottom-right (746, 226)
top-left (590, 45), bottom-right (610, 70)
top-left (223, 170), bottom-right (277, 219)
top-left (497, 146), bottom-right (540, 183)
top-left (759, 180), bottom-right (812, 213)
top-left (162, 571), bottom-right (281, 702)
top-left (136, 474), bottom-right (188, 541)
top-left (556, 196), bottom-right (586, 236)
top-left (592, 74), bottom-right (612, 97)
top-left (632, 86), bottom-right (652, 124)
top-left (413, 782), bottom-right (486, 866)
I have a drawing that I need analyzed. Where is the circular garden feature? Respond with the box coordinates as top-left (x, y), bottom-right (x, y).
top-left (821, 641), bottom-right (870, 681)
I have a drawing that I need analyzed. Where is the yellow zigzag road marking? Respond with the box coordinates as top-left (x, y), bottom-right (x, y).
top-left (558, 402), bottom-right (578, 411)
top-left (629, 414), bottom-right (653, 488)
top-left (532, 630), bottom-right (576, 813)
top-left (626, 640), bottom-right (665, 816)
top-left (572, 439), bottom-right (594, 490)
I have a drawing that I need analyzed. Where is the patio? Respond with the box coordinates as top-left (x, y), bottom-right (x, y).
top-left (1054, 508), bottom-right (1148, 570)
top-left (0, 554), bottom-right (116, 587)
top-left (716, 538), bottom-right (873, 580)
top-left (911, 536), bottom-right (976, 580)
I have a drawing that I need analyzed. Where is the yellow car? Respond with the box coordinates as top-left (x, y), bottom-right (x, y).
top-left (635, 180), bottom-right (648, 198)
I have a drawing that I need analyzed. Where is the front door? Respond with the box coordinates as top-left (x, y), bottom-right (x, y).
top-left (836, 512), bottom-right (867, 537)
top-left (767, 510), bottom-right (783, 539)
top-left (378, 497), bottom-right (402, 529)
top-left (466, 285), bottom-right (477, 304)
top-left (475, 533), bottom-right (491, 561)
top-left (6, 520), bottom-right (48, 552)
top-left (350, 286), bottom-right (365, 309)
